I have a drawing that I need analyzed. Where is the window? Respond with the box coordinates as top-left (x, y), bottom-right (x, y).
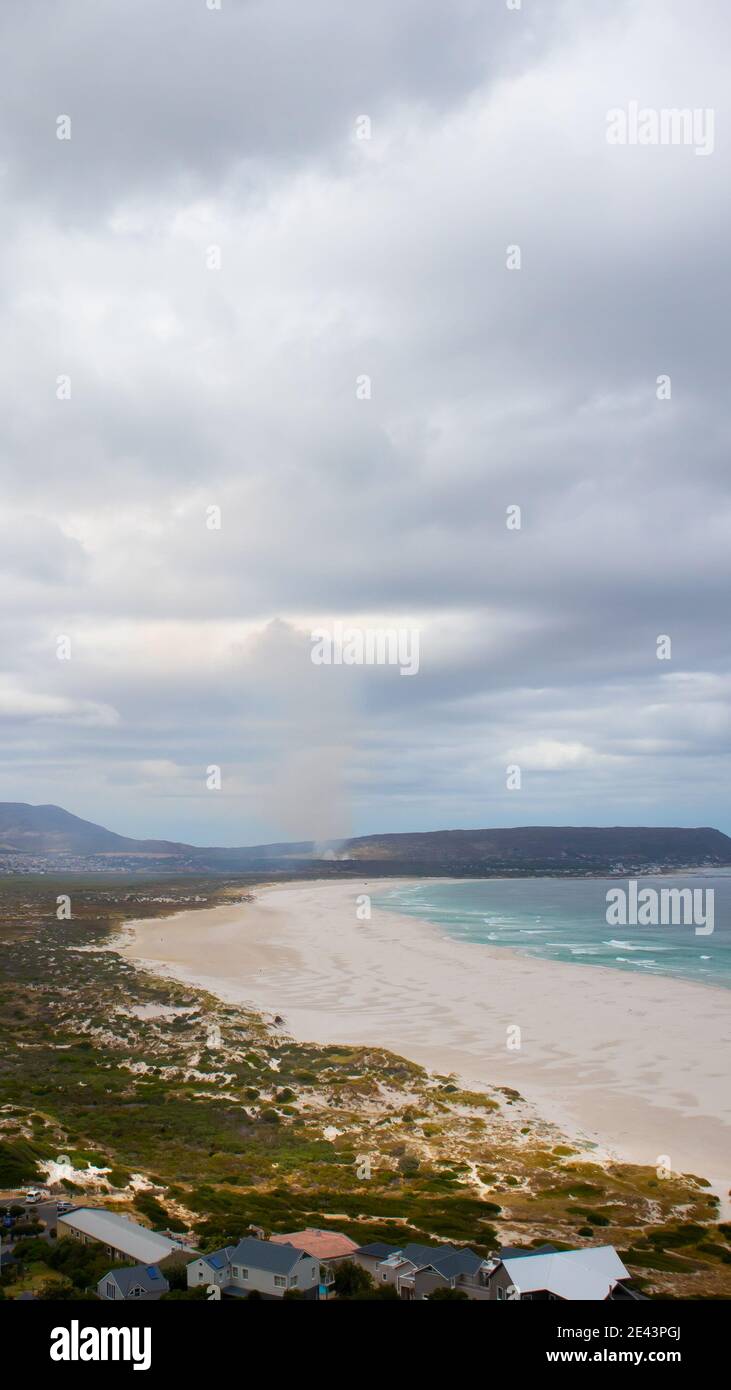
top-left (497, 1286), bottom-right (505, 1300)
top-left (105, 1281), bottom-right (116, 1299)
top-left (232, 1266), bottom-right (239, 1277)
top-left (274, 1276), bottom-right (286, 1288)
top-left (291, 1275), bottom-right (298, 1287)
top-left (241, 1268), bottom-right (248, 1280)
top-left (130, 1287), bottom-right (142, 1298)
top-left (311, 1267), bottom-right (316, 1279)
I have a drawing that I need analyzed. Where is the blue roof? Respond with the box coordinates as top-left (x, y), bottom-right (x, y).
top-left (401, 1243), bottom-right (458, 1266)
top-left (200, 1245), bottom-right (235, 1270)
top-left (421, 1249), bottom-right (484, 1279)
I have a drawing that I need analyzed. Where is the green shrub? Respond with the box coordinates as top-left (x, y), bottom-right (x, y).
top-left (0, 1140), bottom-right (42, 1187)
top-left (333, 1261), bottom-right (374, 1298)
top-left (648, 1224), bottom-right (707, 1248)
top-left (162, 1287), bottom-right (209, 1300)
top-left (134, 1193), bottom-right (170, 1226)
top-left (578, 1209), bottom-right (610, 1227)
top-left (397, 1155), bottom-right (420, 1177)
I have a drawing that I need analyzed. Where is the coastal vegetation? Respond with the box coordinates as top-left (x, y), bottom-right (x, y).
top-left (0, 875), bottom-right (729, 1298)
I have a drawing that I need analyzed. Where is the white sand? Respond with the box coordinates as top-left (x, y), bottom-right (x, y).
top-left (120, 879), bottom-right (731, 1197)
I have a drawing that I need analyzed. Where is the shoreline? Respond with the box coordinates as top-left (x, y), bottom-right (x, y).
top-left (118, 877), bottom-right (731, 1206)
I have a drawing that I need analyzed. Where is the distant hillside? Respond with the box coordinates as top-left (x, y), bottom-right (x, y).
top-left (338, 825), bottom-right (731, 870)
top-left (0, 802), bottom-right (186, 858)
top-left (1, 803), bottom-right (729, 874)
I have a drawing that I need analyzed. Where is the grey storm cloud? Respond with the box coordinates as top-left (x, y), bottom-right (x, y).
top-left (0, 0), bottom-right (729, 843)
top-left (0, 0), bottom-right (568, 213)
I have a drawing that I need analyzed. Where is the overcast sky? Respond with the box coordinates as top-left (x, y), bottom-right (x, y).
top-left (1, 0), bottom-right (729, 845)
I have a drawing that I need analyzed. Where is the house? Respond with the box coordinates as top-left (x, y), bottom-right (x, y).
top-left (354, 1240), bottom-right (429, 1284)
top-left (271, 1228), bottom-right (358, 1296)
top-left (187, 1236), bottom-right (320, 1300)
top-left (185, 1244), bottom-right (236, 1293)
top-left (487, 1245), bottom-right (638, 1301)
top-left (407, 1248), bottom-right (493, 1300)
top-left (354, 1241), bottom-right (492, 1300)
top-left (97, 1264), bottom-right (169, 1301)
top-left (57, 1208), bottom-right (189, 1266)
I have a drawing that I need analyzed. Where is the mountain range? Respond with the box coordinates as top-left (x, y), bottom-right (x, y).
top-left (1, 802), bottom-right (730, 876)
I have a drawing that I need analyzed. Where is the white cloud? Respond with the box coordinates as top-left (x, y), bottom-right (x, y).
top-left (508, 740), bottom-right (599, 771)
top-left (0, 0), bottom-right (728, 841)
top-left (0, 678), bottom-right (119, 728)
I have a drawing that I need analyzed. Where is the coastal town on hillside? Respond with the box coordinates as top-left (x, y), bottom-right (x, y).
top-left (0, 1193), bottom-right (644, 1302)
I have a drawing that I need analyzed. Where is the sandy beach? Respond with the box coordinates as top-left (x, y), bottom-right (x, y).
top-left (119, 879), bottom-right (731, 1198)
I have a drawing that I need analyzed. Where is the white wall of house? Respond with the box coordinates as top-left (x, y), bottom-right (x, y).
top-left (228, 1255), bottom-right (319, 1297)
top-left (186, 1252), bottom-right (319, 1296)
top-left (187, 1257), bottom-right (229, 1289)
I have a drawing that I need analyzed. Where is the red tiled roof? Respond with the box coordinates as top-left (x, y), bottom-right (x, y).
top-left (270, 1228), bottom-right (358, 1260)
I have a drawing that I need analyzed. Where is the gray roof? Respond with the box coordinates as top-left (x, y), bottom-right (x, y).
top-left (229, 1236), bottom-right (311, 1275)
top-left (500, 1246), bottom-right (629, 1301)
top-left (400, 1242), bottom-right (458, 1267)
top-left (425, 1249), bottom-right (484, 1279)
top-left (358, 1240), bottom-right (460, 1267)
top-left (103, 1263), bottom-right (168, 1296)
top-left (57, 1207), bottom-right (186, 1264)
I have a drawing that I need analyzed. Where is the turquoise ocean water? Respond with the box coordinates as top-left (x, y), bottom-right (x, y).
top-left (372, 875), bottom-right (731, 989)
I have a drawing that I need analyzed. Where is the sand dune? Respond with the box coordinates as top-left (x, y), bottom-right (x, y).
top-left (120, 878), bottom-right (731, 1201)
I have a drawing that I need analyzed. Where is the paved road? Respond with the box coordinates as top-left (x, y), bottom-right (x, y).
top-left (0, 1195), bottom-right (70, 1244)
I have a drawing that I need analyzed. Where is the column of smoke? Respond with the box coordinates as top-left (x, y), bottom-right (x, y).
top-left (247, 620), bottom-right (353, 851)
